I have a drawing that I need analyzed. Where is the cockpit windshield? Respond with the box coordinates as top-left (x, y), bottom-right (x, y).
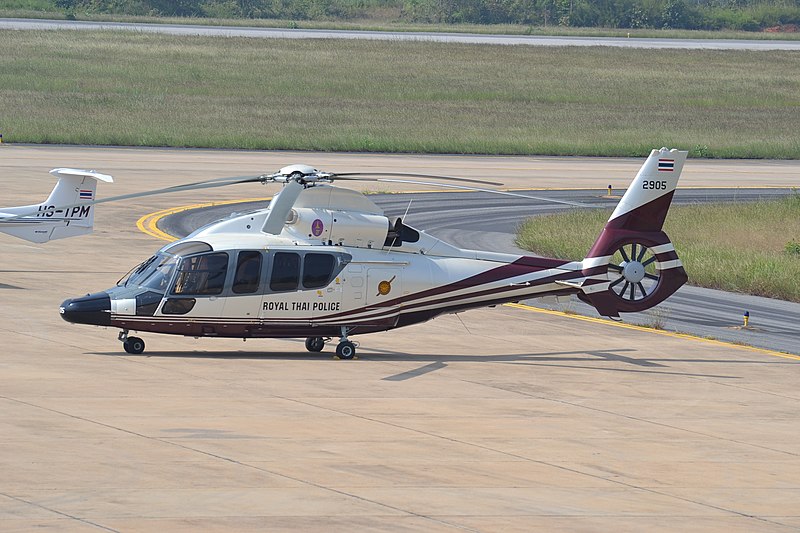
top-left (118, 253), bottom-right (179, 294)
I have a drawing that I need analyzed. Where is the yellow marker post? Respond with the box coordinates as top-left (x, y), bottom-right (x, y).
top-left (607, 184), bottom-right (612, 196)
top-left (0, 133), bottom-right (3, 144)
top-left (743, 311), bottom-right (750, 328)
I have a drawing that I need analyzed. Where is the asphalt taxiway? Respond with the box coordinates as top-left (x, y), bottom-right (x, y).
top-left (1, 145), bottom-right (799, 531)
top-left (3, 18), bottom-right (800, 50)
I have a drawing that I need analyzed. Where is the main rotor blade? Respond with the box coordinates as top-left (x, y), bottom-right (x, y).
top-left (372, 179), bottom-right (594, 208)
top-left (93, 175), bottom-right (265, 203)
top-left (334, 172), bottom-right (503, 187)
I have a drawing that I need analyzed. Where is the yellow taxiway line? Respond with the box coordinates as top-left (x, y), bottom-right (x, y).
top-left (506, 302), bottom-right (800, 361)
top-left (136, 197), bottom-right (271, 242)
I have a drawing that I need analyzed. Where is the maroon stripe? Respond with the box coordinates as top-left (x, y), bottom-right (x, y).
top-left (582, 265), bottom-right (608, 276)
top-left (315, 256), bottom-right (570, 321)
top-left (605, 191), bottom-right (676, 233)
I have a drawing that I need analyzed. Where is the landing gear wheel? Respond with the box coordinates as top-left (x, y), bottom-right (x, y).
top-left (335, 341), bottom-right (356, 360)
top-left (305, 337), bottom-right (325, 352)
top-left (123, 336), bottom-right (145, 355)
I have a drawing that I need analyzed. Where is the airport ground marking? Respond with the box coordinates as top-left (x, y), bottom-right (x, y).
top-left (136, 197), bottom-right (271, 241)
top-left (506, 302), bottom-right (800, 362)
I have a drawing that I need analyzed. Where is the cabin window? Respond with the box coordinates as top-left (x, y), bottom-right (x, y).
top-left (270, 252), bottom-right (300, 292)
top-left (161, 298), bottom-right (196, 315)
top-left (172, 252), bottom-right (229, 295)
top-left (135, 291), bottom-right (163, 316)
top-left (303, 253), bottom-right (336, 289)
top-left (232, 251), bottom-right (262, 294)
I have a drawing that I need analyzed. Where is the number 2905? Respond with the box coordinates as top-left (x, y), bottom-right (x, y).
top-left (643, 180), bottom-right (667, 190)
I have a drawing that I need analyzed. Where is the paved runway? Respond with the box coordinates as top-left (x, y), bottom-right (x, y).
top-left (1, 145), bottom-right (799, 531)
top-left (3, 18), bottom-right (800, 50)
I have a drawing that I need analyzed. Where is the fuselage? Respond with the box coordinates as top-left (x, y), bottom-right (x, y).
top-left (60, 186), bottom-right (583, 338)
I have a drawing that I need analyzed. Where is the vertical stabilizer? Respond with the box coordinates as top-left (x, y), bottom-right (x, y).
top-left (0, 168), bottom-right (112, 243)
top-left (44, 168), bottom-right (114, 228)
top-left (577, 148), bottom-right (688, 317)
top-left (605, 147), bottom-right (688, 232)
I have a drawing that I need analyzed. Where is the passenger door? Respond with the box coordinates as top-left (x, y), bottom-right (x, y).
top-left (303, 252), bottom-right (343, 323)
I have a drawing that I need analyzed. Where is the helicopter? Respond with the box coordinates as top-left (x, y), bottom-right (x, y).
top-left (0, 168), bottom-right (113, 243)
top-left (60, 148), bottom-right (688, 359)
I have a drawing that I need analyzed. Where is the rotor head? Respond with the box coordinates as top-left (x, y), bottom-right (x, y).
top-left (263, 164), bottom-right (334, 185)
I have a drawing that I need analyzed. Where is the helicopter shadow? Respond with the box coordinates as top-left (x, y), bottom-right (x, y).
top-left (88, 346), bottom-right (744, 380)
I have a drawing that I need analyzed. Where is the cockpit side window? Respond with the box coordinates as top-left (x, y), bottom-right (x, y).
top-left (232, 251), bottom-right (262, 294)
top-left (303, 253), bottom-right (336, 289)
top-left (270, 252), bottom-right (300, 292)
top-left (172, 252), bottom-right (229, 295)
top-left (122, 253), bottom-right (179, 294)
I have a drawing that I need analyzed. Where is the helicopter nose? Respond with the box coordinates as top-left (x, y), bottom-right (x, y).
top-left (60, 292), bottom-right (112, 326)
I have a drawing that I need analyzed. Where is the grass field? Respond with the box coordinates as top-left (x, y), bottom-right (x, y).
top-left (515, 196), bottom-right (800, 301)
top-left (1, 30), bottom-right (798, 157)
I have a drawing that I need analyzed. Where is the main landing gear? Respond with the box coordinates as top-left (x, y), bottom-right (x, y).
top-left (336, 327), bottom-right (357, 360)
top-left (305, 328), bottom-right (357, 360)
top-left (119, 331), bottom-right (355, 359)
top-left (336, 340), bottom-right (356, 360)
top-left (119, 330), bottom-right (145, 355)
top-left (304, 336), bottom-right (326, 352)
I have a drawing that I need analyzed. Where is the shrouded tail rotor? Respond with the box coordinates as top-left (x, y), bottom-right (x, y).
top-left (608, 242), bottom-right (660, 302)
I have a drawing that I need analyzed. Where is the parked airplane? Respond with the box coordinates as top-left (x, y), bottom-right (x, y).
top-left (0, 168), bottom-right (113, 243)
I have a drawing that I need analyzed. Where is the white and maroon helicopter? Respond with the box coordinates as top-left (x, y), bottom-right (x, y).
top-left (60, 148), bottom-right (688, 359)
top-left (0, 168), bottom-right (113, 243)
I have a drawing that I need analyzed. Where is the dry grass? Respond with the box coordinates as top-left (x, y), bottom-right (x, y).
top-left (1, 30), bottom-right (799, 157)
top-left (516, 196), bottom-right (800, 301)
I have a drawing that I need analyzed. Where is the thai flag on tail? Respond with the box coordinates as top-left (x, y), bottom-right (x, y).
top-left (658, 158), bottom-right (675, 172)
top-left (79, 189), bottom-right (93, 200)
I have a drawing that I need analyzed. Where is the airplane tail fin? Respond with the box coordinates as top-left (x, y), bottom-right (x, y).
top-left (43, 168), bottom-right (114, 227)
top-left (0, 168), bottom-right (113, 243)
top-left (576, 148), bottom-right (688, 317)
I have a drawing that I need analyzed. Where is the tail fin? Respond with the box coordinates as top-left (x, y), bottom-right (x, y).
top-left (41, 168), bottom-right (114, 228)
top-left (0, 168), bottom-right (113, 243)
top-left (577, 148), bottom-right (688, 317)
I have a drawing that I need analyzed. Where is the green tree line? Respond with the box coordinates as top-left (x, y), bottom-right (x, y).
top-left (50, 0), bottom-right (800, 30)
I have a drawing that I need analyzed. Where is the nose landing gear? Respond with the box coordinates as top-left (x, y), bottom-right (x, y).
top-left (119, 330), bottom-right (145, 355)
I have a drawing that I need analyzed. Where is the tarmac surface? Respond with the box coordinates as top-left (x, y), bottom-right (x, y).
top-left (1, 145), bottom-right (800, 531)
